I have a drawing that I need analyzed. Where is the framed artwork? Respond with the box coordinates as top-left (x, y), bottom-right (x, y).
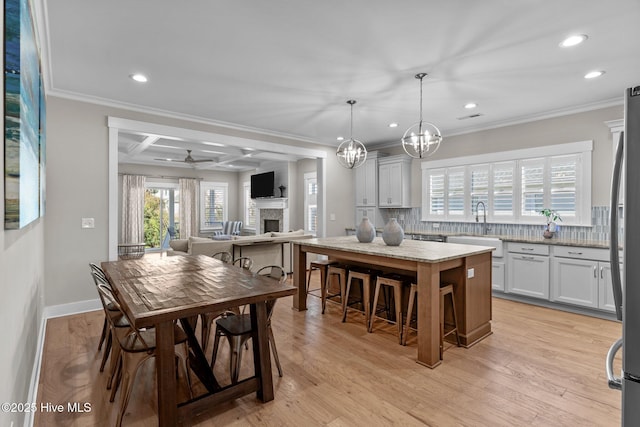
top-left (4, 0), bottom-right (44, 230)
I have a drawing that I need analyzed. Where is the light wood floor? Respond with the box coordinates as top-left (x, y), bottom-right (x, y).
top-left (35, 272), bottom-right (623, 426)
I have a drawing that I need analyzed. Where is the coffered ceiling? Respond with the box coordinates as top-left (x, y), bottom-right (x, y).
top-left (40, 0), bottom-right (640, 170)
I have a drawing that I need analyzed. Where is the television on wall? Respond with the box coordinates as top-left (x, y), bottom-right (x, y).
top-left (250, 171), bottom-right (275, 198)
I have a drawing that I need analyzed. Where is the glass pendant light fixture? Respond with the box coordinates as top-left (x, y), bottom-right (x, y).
top-left (336, 99), bottom-right (367, 169)
top-left (401, 73), bottom-right (442, 159)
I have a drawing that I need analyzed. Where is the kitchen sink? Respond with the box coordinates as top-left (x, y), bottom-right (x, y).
top-left (446, 235), bottom-right (503, 257)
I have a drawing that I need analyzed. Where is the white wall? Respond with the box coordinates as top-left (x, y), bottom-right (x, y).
top-left (0, 24), bottom-right (46, 427)
top-left (45, 96), bottom-right (352, 307)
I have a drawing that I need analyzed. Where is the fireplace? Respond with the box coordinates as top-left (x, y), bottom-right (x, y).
top-left (264, 219), bottom-right (280, 233)
top-left (254, 197), bottom-right (289, 235)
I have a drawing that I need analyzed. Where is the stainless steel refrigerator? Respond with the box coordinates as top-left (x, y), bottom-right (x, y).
top-left (607, 85), bottom-right (640, 425)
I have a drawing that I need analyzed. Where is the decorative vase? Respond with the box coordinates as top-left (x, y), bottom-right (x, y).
top-left (382, 218), bottom-right (404, 246)
top-left (543, 230), bottom-right (554, 239)
top-left (356, 217), bottom-right (375, 243)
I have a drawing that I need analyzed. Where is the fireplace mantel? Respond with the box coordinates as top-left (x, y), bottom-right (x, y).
top-left (254, 198), bottom-right (288, 210)
top-left (254, 198), bottom-right (289, 234)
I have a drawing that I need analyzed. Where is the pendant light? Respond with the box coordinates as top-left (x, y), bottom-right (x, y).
top-left (401, 73), bottom-right (442, 159)
top-left (336, 100), bottom-right (367, 169)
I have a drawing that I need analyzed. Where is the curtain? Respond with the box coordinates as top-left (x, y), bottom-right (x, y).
top-left (121, 175), bottom-right (146, 243)
top-left (179, 178), bottom-right (199, 239)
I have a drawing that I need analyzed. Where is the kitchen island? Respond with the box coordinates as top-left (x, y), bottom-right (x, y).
top-left (292, 236), bottom-right (494, 368)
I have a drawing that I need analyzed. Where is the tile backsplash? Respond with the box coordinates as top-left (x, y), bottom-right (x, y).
top-left (379, 206), bottom-right (619, 242)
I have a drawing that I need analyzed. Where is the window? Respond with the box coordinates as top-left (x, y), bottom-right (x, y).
top-left (492, 162), bottom-right (515, 219)
top-left (200, 182), bottom-right (228, 230)
top-left (520, 158), bottom-right (545, 219)
top-left (304, 172), bottom-right (317, 234)
top-left (421, 141), bottom-right (591, 225)
top-left (426, 169), bottom-right (445, 216)
top-left (143, 182), bottom-right (179, 250)
top-left (243, 181), bottom-right (256, 229)
top-left (470, 165), bottom-right (489, 215)
top-left (447, 167), bottom-right (466, 217)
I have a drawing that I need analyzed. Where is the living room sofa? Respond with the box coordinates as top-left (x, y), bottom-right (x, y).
top-left (167, 229), bottom-right (314, 273)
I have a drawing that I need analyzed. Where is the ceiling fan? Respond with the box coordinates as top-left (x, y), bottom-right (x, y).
top-left (155, 149), bottom-right (216, 165)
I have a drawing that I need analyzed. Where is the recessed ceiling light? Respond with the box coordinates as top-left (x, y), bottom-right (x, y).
top-left (584, 70), bottom-right (605, 79)
top-left (560, 34), bottom-right (588, 48)
top-left (388, 123), bottom-right (398, 128)
top-left (337, 136), bottom-right (344, 141)
top-left (202, 141), bottom-right (225, 147)
top-left (130, 73), bottom-right (148, 83)
top-left (464, 103), bottom-right (477, 109)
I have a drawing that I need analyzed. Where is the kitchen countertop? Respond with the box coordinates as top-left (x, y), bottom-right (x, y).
top-left (344, 228), bottom-right (611, 249)
top-left (297, 236), bottom-right (494, 263)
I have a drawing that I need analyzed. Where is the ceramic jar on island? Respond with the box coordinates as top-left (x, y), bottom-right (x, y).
top-left (382, 218), bottom-right (404, 246)
top-left (355, 217), bottom-right (375, 243)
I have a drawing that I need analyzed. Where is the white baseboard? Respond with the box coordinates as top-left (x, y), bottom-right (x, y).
top-left (25, 299), bottom-right (101, 427)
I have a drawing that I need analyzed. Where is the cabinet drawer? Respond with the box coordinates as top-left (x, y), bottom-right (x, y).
top-left (552, 246), bottom-right (608, 261)
top-left (506, 242), bottom-right (549, 256)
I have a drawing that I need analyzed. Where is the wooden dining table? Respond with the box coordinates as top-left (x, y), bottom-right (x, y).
top-left (101, 254), bottom-right (296, 426)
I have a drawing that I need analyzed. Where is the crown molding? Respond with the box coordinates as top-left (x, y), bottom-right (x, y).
top-left (367, 97), bottom-right (624, 151)
top-left (47, 88), bottom-right (335, 148)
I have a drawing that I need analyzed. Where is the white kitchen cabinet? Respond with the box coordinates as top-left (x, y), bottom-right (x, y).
top-left (506, 243), bottom-right (549, 299)
top-left (355, 207), bottom-right (377, 229)
top-left (551, 257), bottom-right (599, 308)
top-left (550, 246), bottom-right (620, 313)
top-left (378, 155), bottom-right (411, 208)
top-left (355, 155), bottom-right (378, 207)
top-left (599, 262), bottom-right (619, 312)
top-left (492, 259), bottom-right (505, 291)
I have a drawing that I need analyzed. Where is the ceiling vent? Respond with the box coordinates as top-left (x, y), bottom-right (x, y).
top-left (457, 113), bottom-right (483, 120)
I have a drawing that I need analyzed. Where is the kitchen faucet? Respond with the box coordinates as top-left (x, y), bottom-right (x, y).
top-left (475, 201), bottom-right (488, 235)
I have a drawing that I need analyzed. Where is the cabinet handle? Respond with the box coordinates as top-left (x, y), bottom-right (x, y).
top-left (521, 256), bottom-right (535, 260)
top-left (568, 251), bottom-right (583, 255)
top-left (521, 247), bottom-right (534, 251)
top-left (600, 266), bottom-right (604, 279)
top-left (594, 266), bottom-right (597, 278)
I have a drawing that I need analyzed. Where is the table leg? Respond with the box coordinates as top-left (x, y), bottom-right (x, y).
top-left (416, 262), bottom-right (441, 368)
top-left (179, 318), bottom-right (220, 392)
top-left (156, 321), bottom-right (177, 426)
top-left (292, 243), bottom-right (307, 311)
top-left (250, 301), bottom-right (274, 402)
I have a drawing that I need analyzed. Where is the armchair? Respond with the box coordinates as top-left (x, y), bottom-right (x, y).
top-left (213, 221), bottom-right (243, 237)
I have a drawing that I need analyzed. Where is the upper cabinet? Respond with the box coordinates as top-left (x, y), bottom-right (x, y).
top-left (378, 155), bottom-right (412, 208)
top-left (355, 153), bottom-right (380, 207)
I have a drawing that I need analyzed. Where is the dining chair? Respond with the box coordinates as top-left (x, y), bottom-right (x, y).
top-left (232, 256), bottom-right (253, 270)
top-left (200, 256), bottom-right (253, 351)
top-left (210, 265), bottom-right (286, 383)
top-left (96, 282), bottom-right (192, 427)
top-left (211, 251), bottom-right (233, 264)
top-left (89, 263), bottom-right (129, 374)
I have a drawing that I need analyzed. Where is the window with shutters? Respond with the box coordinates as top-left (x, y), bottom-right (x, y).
top-left (520, 158), bottom-right (545, 219)
top-left (447, 167), bottom-right (466, 217)
top-left (304, 172), bottom-right (318, 234)
top-left (492, 161), bottom-right (515, 220)
top-left (424, 169), bottom-right (445, 217)
top-left (550, 155), bottom-right (577, 220)
top-left (470, 164), bottom-right (489, 215)
top-left (420, 141), bottom-right (591, 225)
top-left (200, 182), bottom-right (228, 230)
top-left (243, 182), bottom-right (256, 229)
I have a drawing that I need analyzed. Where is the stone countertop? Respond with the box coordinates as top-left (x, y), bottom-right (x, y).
top-left (344, 228), bottom-right (611, 249)
top-left (297, 236), bottom-right (494, 263)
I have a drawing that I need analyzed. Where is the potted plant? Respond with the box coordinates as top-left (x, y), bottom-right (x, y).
top-left (539, 208), bottom-right (562, 238)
